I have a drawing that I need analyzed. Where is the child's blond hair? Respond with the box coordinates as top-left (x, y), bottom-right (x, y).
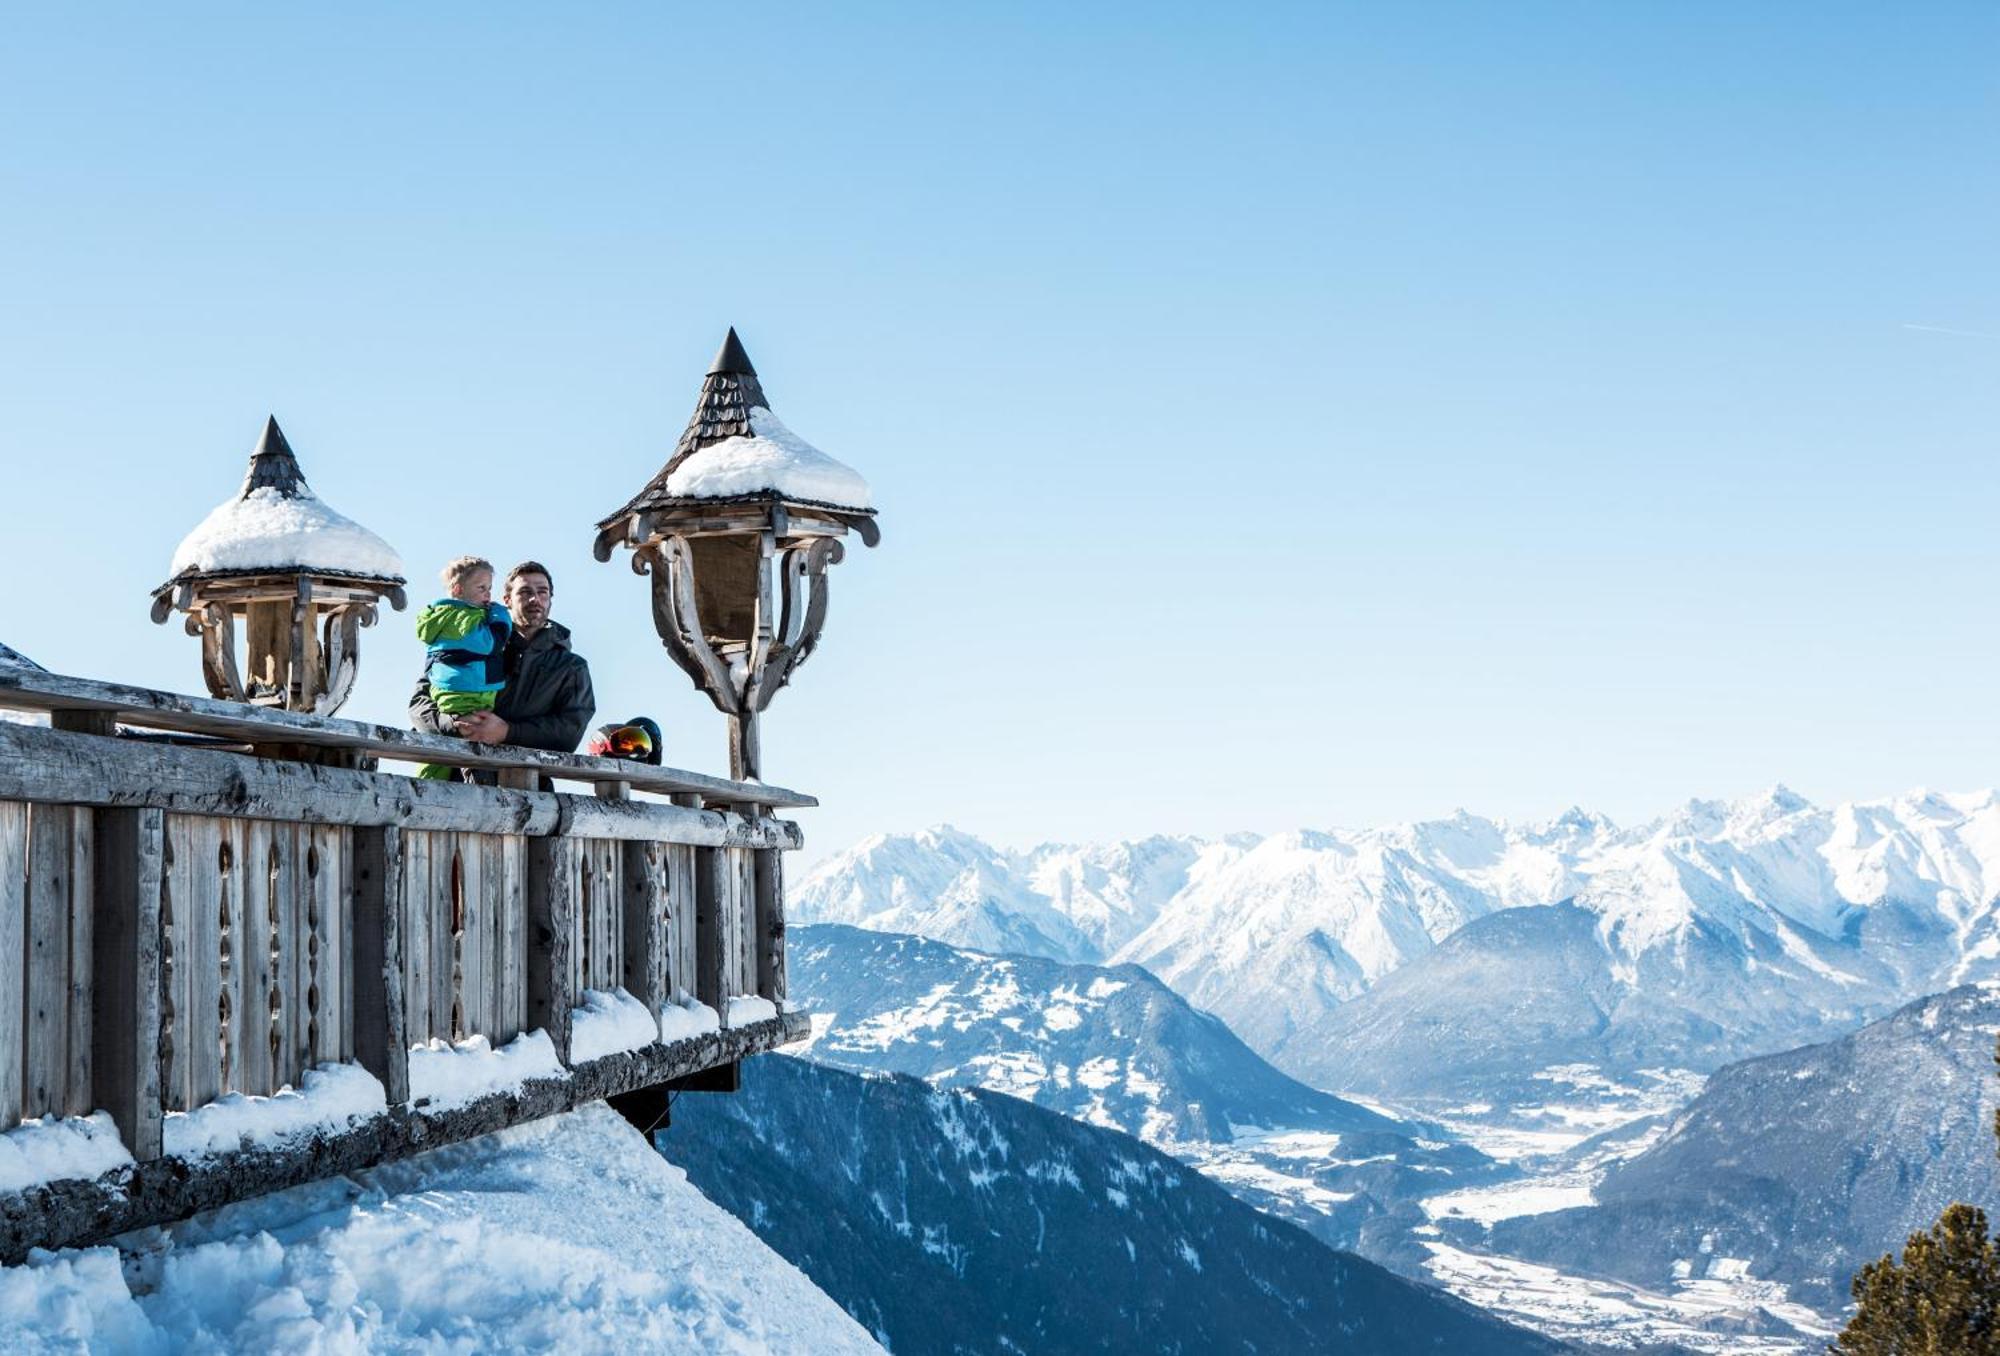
top-left (441, 555), bottom-right (494, 590)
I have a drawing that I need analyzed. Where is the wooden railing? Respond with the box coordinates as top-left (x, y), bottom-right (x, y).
top-left (0, 667), bottom-right (808, 1252)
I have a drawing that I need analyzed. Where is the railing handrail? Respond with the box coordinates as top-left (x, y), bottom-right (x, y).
top-left (0, 667), bottom-right (816, 809)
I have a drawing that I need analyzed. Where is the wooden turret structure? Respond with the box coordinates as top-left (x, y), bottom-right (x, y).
top-left (593, 330), bottom-right (879, 781)
top-left (149, 417), bottom-right (408, 715)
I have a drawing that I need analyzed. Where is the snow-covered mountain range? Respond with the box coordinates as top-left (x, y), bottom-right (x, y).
top-left (797, 789), bottom-right (2000, 1094)
top-left (786, 924), bottom-right (1498, 1261)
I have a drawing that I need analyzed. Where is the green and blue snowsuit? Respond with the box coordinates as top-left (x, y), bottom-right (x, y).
top-left (415, 599), bottom-right (511, 779)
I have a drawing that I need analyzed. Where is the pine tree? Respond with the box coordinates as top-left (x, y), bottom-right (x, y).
top-left (1831, 1038), bottom-right (2000, 1354)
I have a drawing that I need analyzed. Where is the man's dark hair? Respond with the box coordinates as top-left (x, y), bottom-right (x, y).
top-left (506, 561), bottom-right (554, 593)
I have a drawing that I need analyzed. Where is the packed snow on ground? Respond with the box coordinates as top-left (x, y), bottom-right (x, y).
top-left (663, 407), bottom-right (872, 508)
top-left (407, 1031), bottom-right (564, 1112)
top-left (569, 988), bottom-right (659, 1063)
top-left (169, 485), bottom-right (404, 580)
top-left (165, 1064), bottom-right (386, 1160)
top-left (0, 1103), bottom-right (885, 1354)
top-left (659, 997), bottom-right (722, 1043)
top-left (727, 995), bottom-right (779, 1026)
top-left (0, 1114), bottom-right (132, 1194)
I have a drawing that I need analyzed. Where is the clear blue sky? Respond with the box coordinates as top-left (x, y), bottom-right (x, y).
top-left (2, 4), bottom-right (1996, 861)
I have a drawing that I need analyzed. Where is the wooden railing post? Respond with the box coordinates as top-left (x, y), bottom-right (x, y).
top-left (694, 844), bottom-right (728, 1025)
top-left (621, 840), bottom-right (667, 1020)
top-left (351, 826), bottom-right (409, 1104)
top-left (753, 846), bottom-right (786, 1008)
top-left (90, 807), bottom-right (164, 1159)
top-left (527, 836), bottom-right (575, 1063)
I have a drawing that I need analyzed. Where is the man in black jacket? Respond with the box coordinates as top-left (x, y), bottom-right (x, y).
top-left (409, 560), bottom-right (595, 764)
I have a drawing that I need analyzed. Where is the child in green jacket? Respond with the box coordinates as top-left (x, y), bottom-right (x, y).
top-left (415, 555), bottom-right (512, 780)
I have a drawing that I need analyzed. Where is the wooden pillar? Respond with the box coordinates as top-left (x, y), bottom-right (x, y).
top-left (245, 600), bottom-right (289, 698)
top-left (727, 713), bottom-right (761, 783)
top-left (753, 846), bottom-right (786, 1007)
top-left (91, 807), bottom-right (164, 1159)
top-left (351, 826), bottom-right (409, 1104)
top-left (526, 836), bottom-right (575, 1063)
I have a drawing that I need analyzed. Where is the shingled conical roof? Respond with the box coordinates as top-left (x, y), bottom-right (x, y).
top-left (239, 416), bottom-right (311, 497)
top-left (599, 328), bottom-right (871, 524)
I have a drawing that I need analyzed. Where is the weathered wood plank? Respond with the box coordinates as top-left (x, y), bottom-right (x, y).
top-left (236, 819), bottom-right (274, 1097)
top-left (25, 805), bottom-right (72, 1118)
top-left (754, 847), bottom-right (787, 1006)
top-left (0, 667), bottom-right (817, 807)
top-left (333, 826), bottom-right (353, 1061)
top-left (735, 848), bottom-right (756, 1000)
top-left (694, 846), bottom-right (727, 1021)
top-left (63, 808), bottom-right (93, 1117)
top-left (526, 837), bottom-right (575, 1064)
top-left (218, 820), bottom-right (246, 1099)
top-left (0, 723), bottom-right (806, 848)
top-left (620, 840), bottom-right (666, 1014)
top-left (670, 844), bottom-right (697, 1005)
top-left (402, 832), bottom-right (432, 1049)
top-left (0, 803), bottom-right (27, 1127)
top-left (459, 837), bottom-right (488, 1043)
top-left (91, 807), bottom-right (164, 1159)
top-left (272, 823), bottom-right (302, 1088)
top-left (185, 817), bottom-right (224, 1109)
top-left (498, 834), bottom-right (526, 1045)
top-left (431, 837), bottom-right (456, 1043)
top-left (593, 840), bottom-right (621, 993)
top-left (159, 814), bottom-right (194, 1112)
top-left (350, 826), bottom-right (408, 1104)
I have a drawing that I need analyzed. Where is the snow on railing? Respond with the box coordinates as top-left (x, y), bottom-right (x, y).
top-left (0, 669), bottom-right (806, 1259)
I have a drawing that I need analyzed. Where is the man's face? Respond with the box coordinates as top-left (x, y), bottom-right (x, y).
top-left (506, 572), bottom-right (554, 634)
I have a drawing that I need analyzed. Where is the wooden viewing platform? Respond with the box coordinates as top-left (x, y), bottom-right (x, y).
top-left (0, 668), bottom-right (810, 1261)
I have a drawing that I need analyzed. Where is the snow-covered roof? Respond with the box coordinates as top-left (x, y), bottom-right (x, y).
top-left (0, 641), bottom-right (42, 671)
top-left (166, 418), bottom-right (405, 583)
top-left (664, 406), bottom-right (872, 508)
top-left (603, 329), bottom-right (874, 521)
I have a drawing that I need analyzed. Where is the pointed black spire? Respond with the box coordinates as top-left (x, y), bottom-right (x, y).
top-left (240, 415), bottom-right (311, 498)
top-left (708, 327), bottom-right (757, 377)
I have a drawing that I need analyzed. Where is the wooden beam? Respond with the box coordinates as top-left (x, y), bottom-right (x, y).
top-left (0, 724), bottom-right (802, 848)
top-left (350, 827), bottom-right (409, 1105)
top-left (0, 667), bottom-right (816, 807)
top-left (91, 808), bottom-right (164, 1159)
top-left (526, 837), bottom-right (576, 1064)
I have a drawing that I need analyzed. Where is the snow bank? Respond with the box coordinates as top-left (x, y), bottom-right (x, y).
top-left (659, 997), bottom-right (722, 1043)
top-left (728, 995), bottom-right (779, 1027)
top-left (169, 486), bottom-right (404, 580)
top-left (0, 1104), bottom-right (885, 1354)
top-left (570, 988), bottom-right (659, 1063)
top-left (408, 1031), bottom-right (564, 1112)
top-left (165, 1064), bottom-right (385, 1159)
top-left (0, 1114), bottom-right (131, 1194)
top-left (664, 407), bottom-right (872, 509)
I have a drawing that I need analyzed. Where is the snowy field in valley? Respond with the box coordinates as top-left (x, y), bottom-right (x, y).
top-left (0, 1104), bottom-right (883, 1355)
top-left (1420, 1240), bottom-right (1835, 1354)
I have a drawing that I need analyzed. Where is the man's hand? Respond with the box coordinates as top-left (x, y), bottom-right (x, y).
top-left (456, 711), bottom-right (511, 745)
